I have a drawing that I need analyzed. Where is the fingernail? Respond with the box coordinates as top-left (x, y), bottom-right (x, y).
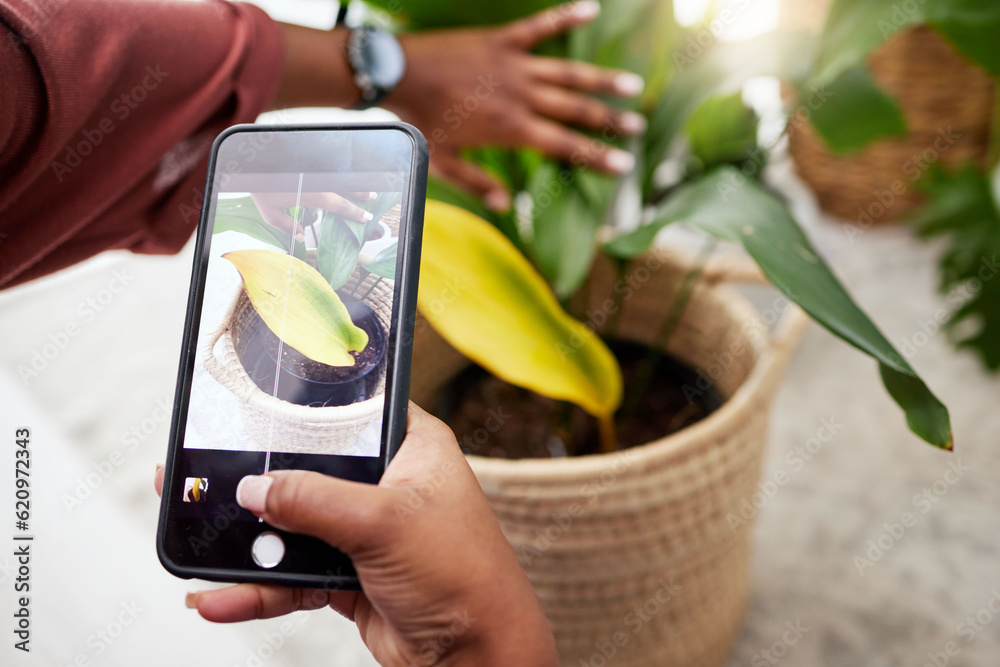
top-left (572, 0), bottom-right (600, 19)
top-left (485, 190), bottom-right (512, 212)
top-left (185, 593), bottom-right (200, 609)
top-left (619, 111), bottom-right (647, 134)
top-left (363, 211), bottom-right (374, 221)
top-left (614, 72), bottom-right (645, 97)
top-left (155, 463), bottom-right (163, 474)
top-left (605, 149), bottom-right (635, 174)
top-left (236, 475), bottom-right (273, 514)
top-left (368, 191), bottom-right (377, 200)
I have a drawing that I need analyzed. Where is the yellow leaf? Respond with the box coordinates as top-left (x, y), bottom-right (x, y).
top-left (223, 249), bottom-right (368, 367)
top-left (419, 200), bottom-right (622, 417)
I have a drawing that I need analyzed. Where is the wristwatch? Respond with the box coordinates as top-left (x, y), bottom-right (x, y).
top-left (346, 26), bottom-right (406, 109)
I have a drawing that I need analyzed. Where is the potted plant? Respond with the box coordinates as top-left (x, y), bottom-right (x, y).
top-left (360, 0), bottom-right (954, 664)
top-left (784, 0), bottom-right (999, 223)
top-left (201, 193), bottom-right (402, 454)
top-left (782, 0), bottom-right (1000, 371)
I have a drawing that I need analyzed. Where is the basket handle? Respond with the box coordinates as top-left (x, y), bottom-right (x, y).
top-left (201, 296), bottom-right (255, 399)
top-left (700, 251), bottom-right (810, 399)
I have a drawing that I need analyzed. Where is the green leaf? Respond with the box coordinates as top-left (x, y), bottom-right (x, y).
top-left (529, 164), bottom-right (612, 298)
top-left (361, 243), bottom-right (399, 279)
top-left (910, 164), bottom-right (1000, 370)
top-left (419, 200), bottom-right (622, 417)
top-left (644, 31), bottom-right (815, 191)
top-left (925, 0), bottom-right (1000, 76)
top-left (213, 196), bottom-right (306, 259)
top-left (425, 177), bottom-right (524, 252)
top-left (365, 191), bottom-right (403, 242)
top-left (569, 0), bottom-right (681, 109)
top-left (317, 214), bottom-right (362, 290)
top-left (814, 0), bottom-right (1000, 84)
top-left (361, 0), bottom-right (556, 29)
top-left (685, 93), bottom-right (760, 168)
top-left (608, 167), bottom-right (952, 448)
top-left (810, 0), bottom-right (918, 86)
top-left (224, 249), bottom-right (368, 367)
top-left (806, 65), bottom-right (908, 154)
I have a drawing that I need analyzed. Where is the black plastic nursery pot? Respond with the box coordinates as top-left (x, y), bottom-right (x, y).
top-left (233, 295), bottom-right (386, 407)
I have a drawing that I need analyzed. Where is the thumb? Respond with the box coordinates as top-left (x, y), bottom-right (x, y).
top-left (236, 470), bottom-right (397, 556)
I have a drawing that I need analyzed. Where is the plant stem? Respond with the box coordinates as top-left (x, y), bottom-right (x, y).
top-left (598, 414), bottom-right (618, 454)
top-left (605, 259), bottom-right (628, 338)
top-left (621, 237), bottom-right (718, 420)
top-left (359, 275), bottom-right (382, 301)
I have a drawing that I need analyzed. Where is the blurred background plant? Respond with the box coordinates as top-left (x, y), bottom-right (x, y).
top-left (363, 0), bottom-right (959, 451)
top-left (779, 0), bottom-right (1000, 372)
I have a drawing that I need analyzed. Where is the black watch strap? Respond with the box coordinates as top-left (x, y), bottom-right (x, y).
top-left (346, 26), bottom-right (405, 110)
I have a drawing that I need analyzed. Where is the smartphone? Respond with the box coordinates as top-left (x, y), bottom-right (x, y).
top-left (157, 123), bottom-right (428, 589)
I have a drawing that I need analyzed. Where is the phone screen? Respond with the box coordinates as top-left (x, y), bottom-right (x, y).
top-left (159, 125), bottom-right (425, 585)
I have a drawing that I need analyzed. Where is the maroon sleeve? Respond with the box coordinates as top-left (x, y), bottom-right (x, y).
top-left (0, 0), bottom-right (284, 288)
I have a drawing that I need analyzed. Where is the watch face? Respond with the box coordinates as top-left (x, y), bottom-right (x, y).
top-left (359, 29), bottom-right (406, 91)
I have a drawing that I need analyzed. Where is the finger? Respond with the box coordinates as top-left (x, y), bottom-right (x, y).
top-left (522, 56), bottom-right (644, 98)
top-left (154, 464), bottom-right (164, 497)
top-left (187, 584), bottom-right (332, 623)
top-left (235, 470), bottom-right (397, 555)
top-left (504, 0), bottom-right (601, 49)
top-left (301, 192), bottom-right (374, 224)
top-left (347, 191), bottom-right (378, 202)
top-left (522, 117), bottom-right (635, 174)
top-left (431, 151), bottom-right (511, 212)
top-left (526, 84), bottom-right (646, 135)
top-left (327, 591), bottom-right (361, 621)
top-left (250, 194), bottom-right (305, 241)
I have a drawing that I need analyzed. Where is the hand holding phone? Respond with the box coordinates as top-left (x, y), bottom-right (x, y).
top-left (157, 404), bottom-right (558, 665)
top-left (158, 124), bottom-right (426, 588)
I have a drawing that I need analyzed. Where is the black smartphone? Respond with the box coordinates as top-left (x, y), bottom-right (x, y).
top-left (157, 123), bottom-right (428, 589)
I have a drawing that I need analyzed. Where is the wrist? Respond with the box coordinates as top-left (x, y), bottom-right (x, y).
top-left (441, 598), bottom-right (558, 667)
top-left (271, 24), bottom-right (361, 110)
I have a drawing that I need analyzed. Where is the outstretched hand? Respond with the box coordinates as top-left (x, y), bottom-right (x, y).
top-left (387, 0), bottom-right (646, 211)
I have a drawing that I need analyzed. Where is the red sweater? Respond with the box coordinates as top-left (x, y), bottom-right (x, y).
top-left (0, 0), bottom-right (284, 288)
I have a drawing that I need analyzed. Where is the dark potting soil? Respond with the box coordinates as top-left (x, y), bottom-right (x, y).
top-left (258, 298), bottom-right (384, 384)
top-left (435, 340), bottom-right (723, 459)
top-left (236, 296), bottom-right (386, 407)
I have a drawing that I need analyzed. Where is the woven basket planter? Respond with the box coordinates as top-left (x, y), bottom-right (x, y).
top-left (203, 272), bottom-right (393, 455)
top-left (788, 24), bottom-right (995, 223)
top-left (410, 249), bottom-right (808, 667)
